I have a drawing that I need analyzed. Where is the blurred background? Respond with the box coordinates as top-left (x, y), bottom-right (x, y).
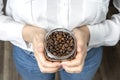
top-left (0, 0), bottom-right (120, 80)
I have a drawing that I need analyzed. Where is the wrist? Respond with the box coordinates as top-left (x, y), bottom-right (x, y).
top-left (22, 25), bottom-right (32, 42)
top-left (79, 26), bottom-right (90, 43)
top-left (73, 25), bottom-right (90, 45)
top-left (22, 24), bottom-right (46, 42)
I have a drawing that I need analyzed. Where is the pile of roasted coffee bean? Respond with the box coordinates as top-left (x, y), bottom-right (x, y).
top-left (46, 30), bottom-right (75, 57)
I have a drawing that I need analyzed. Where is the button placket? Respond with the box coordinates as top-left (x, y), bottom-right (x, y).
top-left (57, 0), bottom-right (70, 28)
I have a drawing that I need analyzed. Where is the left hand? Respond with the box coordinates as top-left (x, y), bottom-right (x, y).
top-left (22, 25), bottom-right (61, 73)
top-left (61, 25), bottom-right (90, 73)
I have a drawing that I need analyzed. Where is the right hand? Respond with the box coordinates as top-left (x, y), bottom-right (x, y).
top-left (22, 25), bottom-right (61, 73)
top-left (61, 26), bottom-right (90, 73)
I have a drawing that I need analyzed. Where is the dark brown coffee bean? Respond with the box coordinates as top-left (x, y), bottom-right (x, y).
top-left (46, 30), bottom-right (75, 59)
top-left (64, 43), bottom-right (68, 47)
top-left (53, 52), bottom-right (57, 55)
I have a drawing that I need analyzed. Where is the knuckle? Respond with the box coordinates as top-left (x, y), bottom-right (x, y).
top-left (40, 69), bottom-right (46, 73)
top-left (77, 66), bottom-right (83, 73)
top-left (66, 70), bottom-right (72, 73)
top-left (79, 61), bottom-right (83, 65)
top-left (40, 68), bottom-right (47, 73)
top-left (41, 61), bottom-right (49, 67)
top-left (40, 66), bottom-right (47, 73)
top-left (77, 69), bottom-right (82, 73)
top-left (73, 61), bottom-right (81, 66)
top-left (77, 61), bottom-right (81, 65)
top-left (64, 68), bottom-right (69, 72)
top-left (65, 68), bottom-right (73, 73)
top-left (42, 62), bottom-right (47, 67)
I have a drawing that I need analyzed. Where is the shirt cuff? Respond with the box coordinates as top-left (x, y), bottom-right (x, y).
top-left (87, 24), bottom-right (104, 48)
top-left (8, 22), bottom-right (33, 51)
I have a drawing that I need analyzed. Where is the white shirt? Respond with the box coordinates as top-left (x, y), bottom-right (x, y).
top-left (0, 0), bottom-right (120, 51)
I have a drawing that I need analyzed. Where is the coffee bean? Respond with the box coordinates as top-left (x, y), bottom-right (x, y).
top-left (64, 43), bottom-right (68, 47)
top-left (46, 29), bottom-right (76, 60)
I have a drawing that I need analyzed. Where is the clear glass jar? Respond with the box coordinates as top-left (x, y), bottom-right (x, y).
top-left (45, 28), bottom-right (77, 61)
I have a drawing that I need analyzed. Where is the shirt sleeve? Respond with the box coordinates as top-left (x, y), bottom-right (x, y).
top-left (0, 0), bottom-right (28, 49)
top-left (87, 0), bottom-right (120, 48)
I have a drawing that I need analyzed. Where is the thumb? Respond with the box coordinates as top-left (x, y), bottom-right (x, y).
top-left (37, 42), bottom-right (44, 53)
top-left (32, 33), bottom-right (45, 54)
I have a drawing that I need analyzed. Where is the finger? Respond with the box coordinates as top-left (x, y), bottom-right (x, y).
top-left (61, 52), bottom-right (83, 67)
top-left (62, 62), bottom-right (84, 73)
top-left (35, 44), bottom-right (61, 68)
top-left (33, 37), bottom-right (61, 68)
top-left (72, 28), bottom-right (84, 42)
top-left (36, 57), bottom-right (60, 73)
top-left (77, 41), bottom-right (84, 52)
top-left (77, 43), bottom-right (87, 62)
top-left (31, 30), bottom-right (60, 73)
top-left (34, 34), bottom-right (45, 52)
top-left (40, 67), bottom-right (59, 73)
top-left (61, 43), bottom-right (87, 67)
top-left (38, 52), bottom-right (61, 68)
top-left (61, 43), bottom-right (84, 67)
top-left (34, 46), bottom-right (61, 68)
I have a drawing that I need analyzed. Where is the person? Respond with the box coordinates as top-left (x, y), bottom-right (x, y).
top-left (0, 0), bottom-right (120, 80)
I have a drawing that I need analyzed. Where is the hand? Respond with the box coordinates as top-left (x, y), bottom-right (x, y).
top-left (22, 25), bottom-right (61, 73)
top-left (61, 25), bottom-right (90, 73)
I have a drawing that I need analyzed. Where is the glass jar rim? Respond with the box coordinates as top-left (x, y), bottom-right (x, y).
top-left (45, 28), bottom-right (77, 60)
